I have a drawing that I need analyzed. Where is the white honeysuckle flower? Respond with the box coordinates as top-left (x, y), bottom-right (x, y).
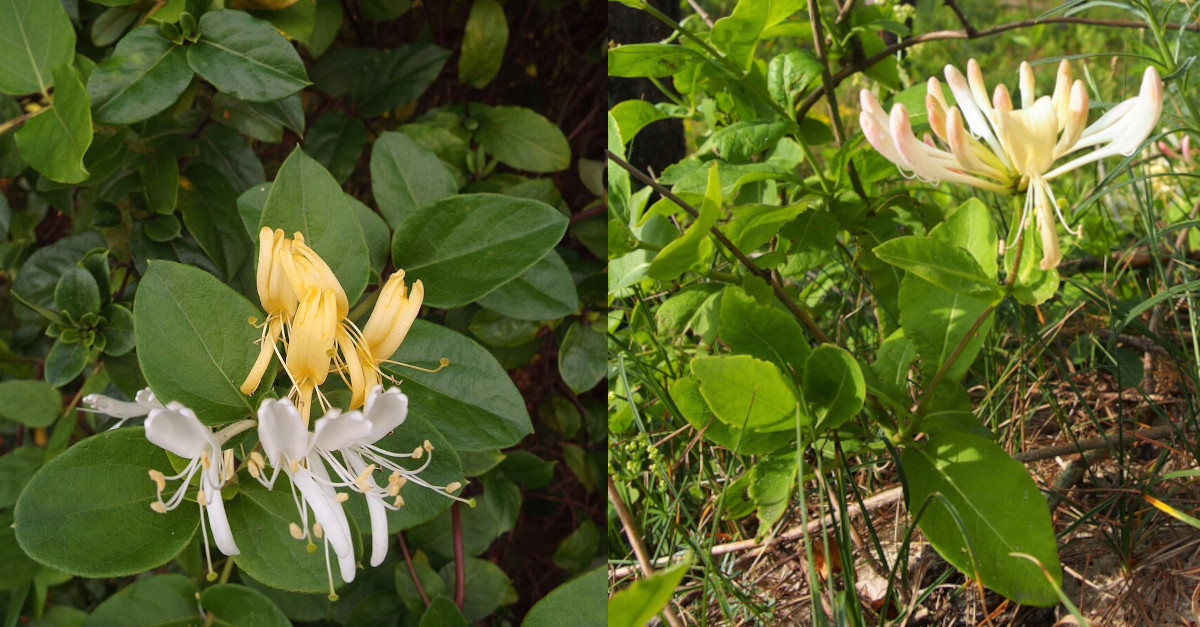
top-left (249, 388), bottom-right (471, 589)
top-left (143, 402), bottom-right (255, 580)
top-left (254, 397), bottom-right (359, 599)
top-left (860, 58), bottom-right (1164, 270)
top-left (81, 387), bottom-right (163, 429)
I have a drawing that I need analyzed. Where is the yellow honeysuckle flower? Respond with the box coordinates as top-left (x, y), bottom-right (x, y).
top-left (242, 228), bottom-right (298, 395)
top-left (287, 287), bottom-right (339, 424)
top-left (860, 59), bottom-right (1163, 270)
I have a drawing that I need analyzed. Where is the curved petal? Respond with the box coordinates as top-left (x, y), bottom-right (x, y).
top-left (994, 96), bottom-right (1058, 176)
top-left (145, 404), bottom-right (214, 459)
top-left (363, 387), bottom-right (408, 443)
top-left (204, 484), bottom-right (240, 556)
top-left (1051, 60), bottom-right (1073, 132)
top-left (859, 110), bottom-right (904, 166)
top-left (944, 64), bottom-right (1009, 168)
top-left (1053, 80), bottom-right (1089, 159)
top-left (83, 394), bottom-right (151, 419)
top-left (301, 458), bottom-right (356, 583)
top-left (343, 450), bottom-right (390, 567)
top-left (890, 105), bottom-right (1008, 192)
top-left (1019, 61), bottom-right (1036, 109)
top-left (258, 398), bottom-right (310, 467)
top-left (312, 410), bottom-right (372, 451)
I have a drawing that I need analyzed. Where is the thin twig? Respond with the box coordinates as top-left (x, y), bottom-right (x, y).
top-left (609, 477), bottom-right (686, 627)
top-left (1012, 419), bottom-right (1195, 462)
top-left (806, 0), bottom-right (867, 200)
top-left (606, 149), bottom-right (833, 345)
top-left (0, 106), bottom-right (48, 137)
top-left (451, 503), bottom-right (465, 610)
top-left (398, 532), bottom-right (431, 606)
top-left (685, 0), bottom-right (713, 28)
top-left (943, 0), bottom-right (977, 36)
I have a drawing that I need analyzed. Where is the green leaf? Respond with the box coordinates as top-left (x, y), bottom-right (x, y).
top-left (307, 0), bottom-right (342, 57)
top-left (386, 319), bottom-right (533, 451)
top-left (437, 558), bottom-right (515, 621)
top-left (722, 203), bottom-right (803, 252)
top-left (0, 446), bottom-right (43, 509)
top-left (134, 261), bottom-right (266, 424)
top-left (496, 450), bottom-right (555, 488)
top-left (934, 198), bottom-right (998, 279)
top-left (14, 428), bottom-right (198, 577)
top-left (391, 193), bottom-right (568, 309)
top-left (691, 355), bottom-right (800, 432)
top-left (419, 596), bottom-right (467, 627)
top-left (12, 232), bottom-right (105, 325)
top-left (670, 377), bottom-right (790, 455)
top-left (476, 250), bottom-right (577, 320)
top-left (558, 321), bottom-right (604, 393)
top-left (44, 338), bottom-right (88, 387)
top-left (609, 100), bottom-right (668, 145)
top-left (521, 567), bottom-right (604, 627)
top-left (767, 49), bottom-right (822, 111)
top-left (704, 120), bottom-right (792, 163)
top-left (0, 510), bottom-right (38, 590)
top-left (803, 345), bottom-right (866, 431)
top-left (867, 329), bottom-right (915, 410)
top-left (101, 303), bottom-right (136, 356)
top-left (901, 431), bottom-right (1061, 606)
top-left (187, 10), bottom-right (309, 102)
top-left (719, 286), bottom-right (809, 378)
top-left (710, 0), bottom-right (767, 71)
top-left (749, 452), bottom-right (796, 534)
top-left (259, 148), bottom-right (370, 305)
top-left (54, 266), bottom-right (102, 320)
top-left (370, 131), bottom-right (458, 228)
top-left (899, 276), bottom-right (995, 386)
top-left (607, 43), bottom-right (701, 78)
top-left (194, 123), bottom-right (266, 194)
top-left (475, 106), bottom-right (570, 173)
top-left (648, 163), bottom-right (720, 281)
top-left (88, 26), bottom-right (192, 124)
top-left (200, 584), bottom-right (291, 627)
top-left (304, 112), bottom-right (368, 185)
top-left (458, 0), bottom-right (508, 89)
top-left (226, 475), bottom-right (361, 593)
top-left (212, 92), bottom-right (304, 143)
top-left (607, 557), bottom-right (690, 627)
top-left (246, 0), bottom-right (316, 44)
top-left (0, 0), bottom-right (75, 95)
top-left (1006, 212), bottom-right (1059, 305)
top-left (84, 574), bottom-right (199, 627)
top-left (0, 380), bottom-right (60, 428)
top-left (469, 309), bottom-right (541, 348)
top-left (14, 64), bottom-right (92, 184)
top-left (311, 45), bottom-right (448, 118)
top-left (348, 195), bottom-right (389, 274)
top-left (873, 236), bottom-right (1002, 301)
top-left (360, 0), bottom-right (411, 21)
top-left (138, 143), bottom-right (179, 214)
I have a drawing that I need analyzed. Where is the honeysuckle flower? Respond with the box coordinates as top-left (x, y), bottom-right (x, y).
top-left (242, 228), bottom-right (298, 396)
top-left (286, 287), bottom-right (340, 425)
top-left (860, 59), bottom-right (1163, 270)
top-left (335, 271), bottom-right (425, 409)
top-left (143, 402), bottom-right (255, 580)
top-left (82, 387), bottom-right (163, 429)
top-left (254, 397), bottom-right (358, 598)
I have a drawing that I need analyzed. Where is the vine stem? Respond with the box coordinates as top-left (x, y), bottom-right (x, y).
top-left (606, 149), bottom-right (833, 345)
top-left (451, 503), bottom-right (465, 610)
top-left (806, 0), bottom-right (867, 200)
top-left (608, 477), bottom-right (686, 627)
top-left (398, 532), bottom-right (431, 606)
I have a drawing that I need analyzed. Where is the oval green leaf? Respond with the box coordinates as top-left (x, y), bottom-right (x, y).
top-left (88, 26), bottom-right (193, 124)
top-left (200, 584), bottom-right (291, 627)
top-left (391, 193), bottom-right (568, 309)
top-left (803, 345), bottom-right (865, 431)
top-left (458, 0), bottom-right (508, 89)
top-left (474, 106), bottom-right (570, 173)
top-left (476, 250), bottom-right (577, 321)
top-left (84, 574), bottom-right (199, 627)
top-left (14, 64), bottom-right (92, 184)
top-left (187, 10), bottom-right (309, 102)
top-left (134, 260), bottom-right (267, 424)
top-left (691, 354), bottom-right (801, 432)
top-left (0, 380), bottom-right (60, 427)
top-left (558, 321), bottom-right (604, 393)
top-left (370, 131), bottom-right (457, 228)
top-left (14, 427), bottom-right (198, 577)
top-left (522, 567), bottom-right (605, 627)
top-left (0, 0), bottom-right (75, 95)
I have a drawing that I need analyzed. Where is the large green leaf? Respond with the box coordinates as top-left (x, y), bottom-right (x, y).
top-left (607, 557), bottom-right (691, 627)
top-left (134, 261), bottom-right (267, 424)
top-left (0, 0), bottom-right (75, 95)
top-left (458, 0), bottom-right (508, 89)
top-left (933, 198), bottom-right (998, 278)
top-left (648, 163), bottom-right (720, 281)
top-left (179, 164), bottom-right (254, 281)
top-left (259, 148), bottom-right (370, 305)
top-left (670, 377), bottom-right (791, 455)
top-left (200, 584), bottom-right (291, 627)
top-left (873, 236), bottom-right (1002, 301)
top-left (691, 355), bottom-right (800, 432)
top-left (901, 431), bottom-right (1061, 606)
top-left (609, 100), bottom-right (668, 145)
top-left (607, 43), bottom-right (701, 78)
top-left (385, 319), bottom-right (533, 451)
top-left (476, 250), bottom-right (577, 320)
top-left (899, 276), bottom-right (995, 386)
top-left (719, 286), bottom-right (809, 378)
top-left (475, 106), bottom-right (570, 173)
top-left (521, 567), bottom-right (604, 627)
top-left (14, 64), bottom-right (92, 184)
top-left (803, 345), bottom-right (865, 432)
top-left (558, 321), bottom-right (604, 393)
top-left (14, 428), bottom-right (197, 577)
top-left (84, 574), bottom-right (199, 627)
top-left (749, 452), bottom-right (796, 533)
top-left (88, 26), bottom-right (192, 124)
top-left (187, 10), bottom-right (309, 102)
top-left (391, 193), bottom-right (568, 309)
top-left (704, 120), bottom-right (791, 163)
top-left (304, 111), bottom-right (367, 185)
top-left (709, 0), bottom-right (767, 71)
top-left (370, 131), bottom-right (457, 228)
top-left (0, 380), bottom-right (60, 427)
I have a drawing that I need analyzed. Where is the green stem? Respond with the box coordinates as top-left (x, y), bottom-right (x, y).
top-left (701, 268), bottom-right (740, 283)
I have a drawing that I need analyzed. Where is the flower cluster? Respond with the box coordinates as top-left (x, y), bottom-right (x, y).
top-left (86, 228), bottom-right (463, 599)
top-left (860, 59), bottom-right (1163, 270)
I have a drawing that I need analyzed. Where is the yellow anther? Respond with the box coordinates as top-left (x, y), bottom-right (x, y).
top-left (289, 522), bottom-right (305, 540)
top-left (148, 469), bottom-right (166, 492)
top-left (445, 482), bottom-right (462, 493)
top-left (150, 501), bottom-right (168, 513)
top-left (423, 440), bottom-right (433, 452)
top-left (201, 450), bottom-right (211, 469)
top-left (393, 495), bottom-right (405, 508)
top-left (289, 460), bottom-right (300, 474)
top-left (412, 446), bottom-right (423, 459)
top-left (354, 464), bottom-right (377, 490)
top-left (247, 459), bottom-right (261, 479)
top-left (312, 522), bottom-right (324, 539)
top-left (197, 491), bottom-right (209, 506)
top-left (250, 451), bottom-right (266, 467)
top-left (335, 492), bottom-right (350, 504)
